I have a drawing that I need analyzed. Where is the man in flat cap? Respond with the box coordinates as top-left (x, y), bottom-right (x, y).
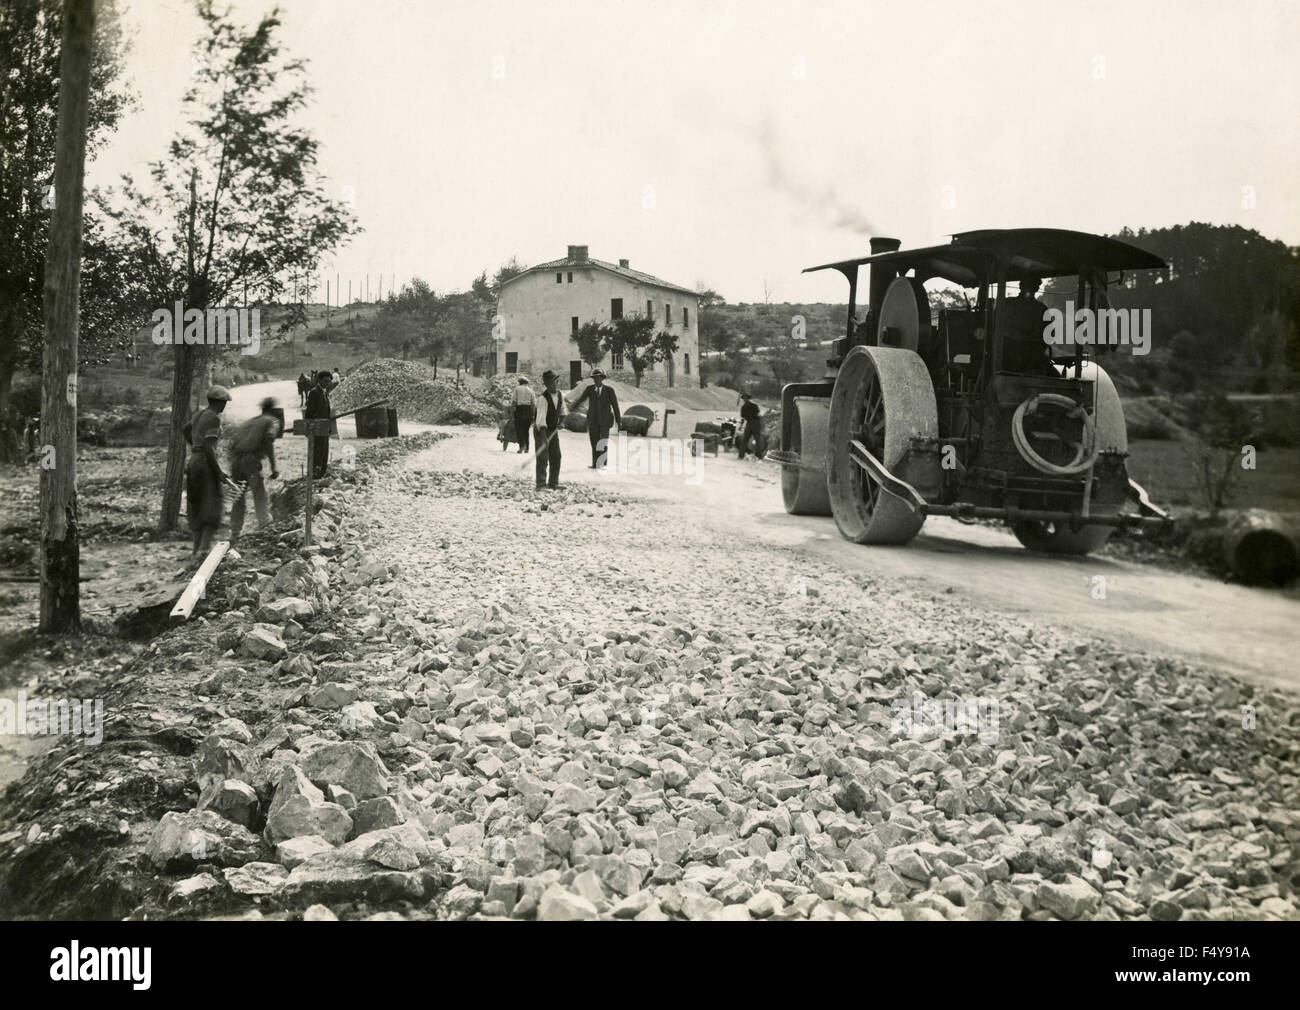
top-left (228, 396), bottom-right (282, 547)
top-left (183, 385), bottom-right (235, 559)
top-left (532, 369), bottom-right (566, 490)
top-left (571, 368), bottom-right (621, 469)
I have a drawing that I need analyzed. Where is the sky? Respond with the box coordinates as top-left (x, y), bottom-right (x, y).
top-left (91, 0), bottom-right (1300, 305)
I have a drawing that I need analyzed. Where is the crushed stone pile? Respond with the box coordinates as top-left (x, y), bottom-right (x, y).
top-left (332, 359), bottom-right (507, 426)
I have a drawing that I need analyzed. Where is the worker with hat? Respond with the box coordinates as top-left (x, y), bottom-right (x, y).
top-left (512, 375), bottom-right (535, 453)
top-left (570, 367), bottom-right (621, 469)
top-left (228, 396), bottom-right (282, 546)
top-left (183, 385), bottom-right (235, 559)
top-left (532, 369), bottom-right (566, 490)
top-left (304, 370), bottom-right (334, 479)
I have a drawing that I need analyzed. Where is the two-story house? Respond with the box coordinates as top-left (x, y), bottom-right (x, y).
top-left (493, 245), bottom-right (700, 388)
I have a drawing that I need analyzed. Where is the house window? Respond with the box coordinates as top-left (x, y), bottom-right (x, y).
top-left (567, 272), bottom-right (573, 283)
top-left (683, 306), bottom-right (689, 328)
top-left (610, 298), bottom-right (623, 320)
top-left (647, 299), bottom-right (653, 319)
top-left (556, 272), bottom-right (562, 284)
top-left (571, 316), bottom-right (579, 334)
top-left (684, 353), bottom-right (690, 375)
top-left (665, 303), bottom-right (671, 325)
top-left (505, 352), bottom-right (518, 373)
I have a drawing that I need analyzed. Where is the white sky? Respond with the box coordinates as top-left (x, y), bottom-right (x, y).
top-left (92, 0), bottom-right (1300, 304)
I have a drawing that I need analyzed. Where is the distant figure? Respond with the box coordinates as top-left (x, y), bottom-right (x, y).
top-left (332, 366), bottom-right (342, 388)
top-left (0, 406), bottom-right (19, 464)
top-left (296, 372), bottom-right (310, 407)
top-left (737, 393), bottom-right (762, 459)
top-left (228, 397), bottom-right (281, 547)
top-left (304, 370), bottom-right (333, 479)
top-left (571, 368), bottom-right (621, 469)
top-left (1000, 276), bottom-right (1052, 374)
top-left (22, 415), bottom-right (39, 463)
top-left (184, 385), bottom-right (233, 559)
top-left (533, 369), bottom-right (565, 490)
top-left (512, 376), bottom-right (534, 453)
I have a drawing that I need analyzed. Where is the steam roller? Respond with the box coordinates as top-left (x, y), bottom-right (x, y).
top-left (774, 228), bottom-right (1174, 553)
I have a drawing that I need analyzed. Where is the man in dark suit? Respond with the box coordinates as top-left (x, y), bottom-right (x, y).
top-left (571, 368), bottom-right (621, 469)
top-left (304, 370), bottom-right (333, 478)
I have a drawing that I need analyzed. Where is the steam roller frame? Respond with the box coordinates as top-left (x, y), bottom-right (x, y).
top-left (781, 396), bottom-right (832, 515)
top-left (1010, 362), bottom-right (1129, 556)
top-left (827, 345), bottom-right (938, 545)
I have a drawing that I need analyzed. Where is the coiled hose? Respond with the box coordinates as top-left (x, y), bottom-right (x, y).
top-left (1011, 393), bottom-right (1098, 476)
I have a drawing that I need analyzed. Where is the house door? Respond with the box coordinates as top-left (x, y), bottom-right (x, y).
top-left (569, 360), bottom-right (583, 388)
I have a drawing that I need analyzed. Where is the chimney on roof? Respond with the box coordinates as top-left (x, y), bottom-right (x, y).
top-left (567, 245), bottom-right (588, 263)
top-left (618, 258), bottom-right (629, 268)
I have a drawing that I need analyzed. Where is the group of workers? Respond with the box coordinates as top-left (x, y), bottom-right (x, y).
top-left (183, 369), bottom-right (339, 560)
top-left (510, 366), bottom-right (622, 490)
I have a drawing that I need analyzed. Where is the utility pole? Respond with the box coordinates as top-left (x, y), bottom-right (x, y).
top-left (39, 0), bottom-right (95, 632)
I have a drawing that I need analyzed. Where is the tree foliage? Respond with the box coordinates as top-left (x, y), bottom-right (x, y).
top-left (95, 0), bottom-right (358, 531)
top-left (601, 313), bottom-right (656, 386)
top-left (570, 319), bottom-right (606, 368)
top-left (0, 0), bottom-right (134, 415)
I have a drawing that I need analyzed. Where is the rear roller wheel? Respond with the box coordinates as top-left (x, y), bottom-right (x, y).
top-left (781, 397), bottom-right (831, 515)
top-left (827, 346), bottom-right (937, 544)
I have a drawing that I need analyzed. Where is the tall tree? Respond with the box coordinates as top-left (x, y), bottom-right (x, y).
top-left (602, 313), bottom-right (655, 386)
top-left (0, 0), bottom-right (132, 420)
top-left (651, 329), bottom-right (679, 386)
top-left (39, 0), bottom-right (94, 632)
top-left (570, 319), bottom-right (606, 370)
top-left (97, 1), bottom-right (358, 533)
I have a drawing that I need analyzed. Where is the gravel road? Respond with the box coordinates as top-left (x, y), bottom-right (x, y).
top-left (299, 429), bottom-right (1297, 920)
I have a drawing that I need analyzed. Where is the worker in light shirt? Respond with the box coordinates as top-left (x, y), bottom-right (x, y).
top-left (512, 376), bottom-right (535, 453)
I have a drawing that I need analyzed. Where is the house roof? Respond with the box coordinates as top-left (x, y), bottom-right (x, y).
top-left (501, 255), bottom-right (700, 298)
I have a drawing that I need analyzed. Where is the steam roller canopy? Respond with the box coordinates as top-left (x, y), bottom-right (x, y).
top-left (782, 397), bottom-right (831, 515)
top-left (876, 277), bottom-right (932, 352)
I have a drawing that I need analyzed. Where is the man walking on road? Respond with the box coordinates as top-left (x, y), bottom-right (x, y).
top-left (183, 385), bottom-right (235, 560)
top-left (228, 397), bottom-right (281, 547)
top-left (533, 369), bottom-right (565, 490)
top-left (513, 376), bottom-right (535, 453)
top-left (571, 368), bottom-right (621, 469)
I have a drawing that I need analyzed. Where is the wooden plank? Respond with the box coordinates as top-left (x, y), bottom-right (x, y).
top-left (169, 540), bottom-right (230, 624)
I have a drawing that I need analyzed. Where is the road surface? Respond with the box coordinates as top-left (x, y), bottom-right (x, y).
top-left (418, 424), bottom-right (1298, 693)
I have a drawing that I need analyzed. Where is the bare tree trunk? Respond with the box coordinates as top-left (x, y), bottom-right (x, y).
top-left (158, 343), bottom-right (195, 533)
top-left (39, 0), bottom-right (95, 633)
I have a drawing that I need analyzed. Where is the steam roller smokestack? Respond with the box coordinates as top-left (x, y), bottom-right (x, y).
top-left (867, 237), bottom-right (902, 337)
